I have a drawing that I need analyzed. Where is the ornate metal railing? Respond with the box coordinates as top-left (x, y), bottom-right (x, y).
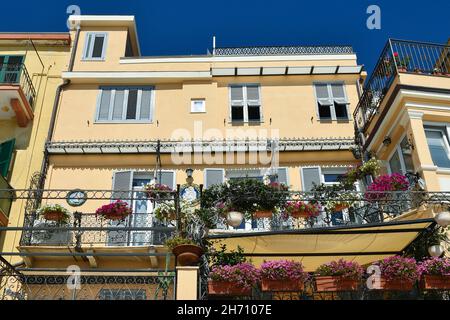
top-left (0, 62), bottom-right (36, 110)
top-left (214, 45), bottom-right (354, 56)
top-left (353, 39), bottom-right (450, 138)
top-left (0, 256), bottom-right (175, 300)
top-left (0, 184), bottom-right (445, 248)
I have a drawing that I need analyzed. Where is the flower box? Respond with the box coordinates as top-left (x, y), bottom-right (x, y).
top-left (315, 276), bottom-right (360, 292)
top-left (254, 210), bottom-right (272, 218)
top-left (96, 200), bottom-right (132, 221)
top-left (420, 275), bottom-right (450, 290)
top-left (43, 210), bottom-right (67, 222)
top-left (261, 279), bottom-right (304, 292)
top-left (374, 277), bottom-right (415, 291)
top-left (290, 211), bottom-right (310, 219)
top-left (208, 281), bottom-right (252, 296)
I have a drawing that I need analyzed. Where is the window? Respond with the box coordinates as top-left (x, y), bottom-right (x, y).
top-left (191, 99), bottom-right (206, 113)
top-left (230, 85), bottom-right (262, 122)
top-left (388, 136), bottom-right (415, 174)
top-left (96, 87), bottom-right (154, 122)
top-left (314, 83), bottom-right (349, 120)
top-left (425, 127), bottom-right (450, 168)
top-left (83, 32), bottom-right (107, 60)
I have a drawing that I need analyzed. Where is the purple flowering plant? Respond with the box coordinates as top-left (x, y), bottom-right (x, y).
top-left (95, 200), bottom-right (132, 220)
top-left (376, 255), bottom-right (420, 282)
top-left (315, 259), bottom-right (364, 280)
top-left (260, 260), bottom-right (308, 282)
top-left (418, 257), bottom-right (450, 276)
top-left (209, 263), bottom-right (261, 289)
top-left (365, 173), bottom-right (409, 201)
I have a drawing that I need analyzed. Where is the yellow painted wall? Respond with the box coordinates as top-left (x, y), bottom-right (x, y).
top-left (0, 41), bottom-right (70, 263)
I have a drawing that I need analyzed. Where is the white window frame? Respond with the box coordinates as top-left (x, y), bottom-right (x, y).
top-left (82, 32), bottom-right (108, 61)
top-left (313, 82), bottom-right (350, 121)
top-left (95, 86), bottom-right (155, 123)
top-left (229, 84), bottom-right (263, 123)
top-left (190, 99), bottom-right (206, 113)
top-left (203, 168), bottom-right (225, 189)
top-left (424, 125), bottom-right (450, 169)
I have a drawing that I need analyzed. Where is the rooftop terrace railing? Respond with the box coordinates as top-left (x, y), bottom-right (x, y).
top-left (353, 39), bottom-right (450, 137)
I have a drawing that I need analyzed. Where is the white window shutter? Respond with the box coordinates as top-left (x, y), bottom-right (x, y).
top-left (277, 168), bottom-right (289, 186)
top-left (112, 171), bottom-right (133, 201)
top-left (301, 167), bottom-right (322, 191)
top-left (230, 86), bottom-right (244, 105)
top-left (204, 169), bottom-right (225, 189)
top-left (159, 171), bottom-right (175, 189)
top-left (246, 85), bottom-right (260, 105)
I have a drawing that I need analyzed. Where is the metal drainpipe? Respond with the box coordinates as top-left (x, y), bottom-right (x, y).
top-left (37, 27), bottom-right (80, 190)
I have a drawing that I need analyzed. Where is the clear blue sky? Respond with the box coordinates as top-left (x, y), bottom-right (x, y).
top-left (1, 0), bottom-right (448, 73)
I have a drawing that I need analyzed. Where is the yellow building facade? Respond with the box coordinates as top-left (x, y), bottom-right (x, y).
top-left (0, 33), bottom-right (70, 254)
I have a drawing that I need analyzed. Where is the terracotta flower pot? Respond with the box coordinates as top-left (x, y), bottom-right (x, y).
top-left (333, 204), bottom-right (349, 212)
top-left (420, 275), bottom-right (450, 290)
top-left (290, 211), bottom-right (310, 219)
top-left (254, 210), bottom-right (273, 218)
top-left (208, 281), bottom-right (252, 296)
top-left (172, 244), bottom-right (203, 266)
top-left (315, 276), bottom-right (360, 292)
top-left (261, 279), bottom-right (304, 292)
top-left (101, 212), bottom-right (130, 221)
top-left (43, 210), bottom-right (66, 222)
top-left (373, 277), bottom-right (415, 291)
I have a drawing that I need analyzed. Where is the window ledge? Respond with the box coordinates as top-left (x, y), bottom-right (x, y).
top-left (94, 120), bottom-right (154, 124)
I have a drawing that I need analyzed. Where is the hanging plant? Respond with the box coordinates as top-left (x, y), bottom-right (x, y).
top-left (95, 200), bottom-right (132, 221)
top-left (144, 183), bottom-right (173, 199)
top-left (37, 204), bottom-right (71, 224)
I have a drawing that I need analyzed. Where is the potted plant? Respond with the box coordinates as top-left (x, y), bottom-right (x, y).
top-left (208, 263), bottom-right (260, 296)
top-left (154, 201), bottom-right (177, 221)
top-left (165, 235), bottom-right (203, 266)
top-left (95, 200), bottom-right (132, 221)
top-left (393, 52), bottom-right (410, 72)
top-left (260, 260), bottom-right (307, 292)
top-left (372, 256), bottom-right (420, 291)
top-left (433, 67), bottom-right (444, 76)
top-left (365, 173), bottom-right (409, 202)
top-left (326, 192), bottom-right (356, 212)
top-left (418, 257), bottom-right (450, 290)
top-left (284, 201), bottom-right (321, 219)
top-left (254, 181), bottom-right (289, 218)
top-left (145, 182), bottom-right (173, 199)
top-left (37, 204), bottom-right (71, 224)
top-left (314, 259), bottom-right (364, 292)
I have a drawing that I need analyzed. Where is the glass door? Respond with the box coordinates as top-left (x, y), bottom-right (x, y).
top-left (0, 56), bottom-right (23, 83)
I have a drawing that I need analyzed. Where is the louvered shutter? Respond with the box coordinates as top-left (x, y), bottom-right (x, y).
top-left (98, 89), bottom-right (112, 120)
top-left (204, 169), bottom-right (224, 189)
top-left (0, 139), bottom-right (15, 177)
top-left (108, 171), bottom-right (133, 246)
top-left (277, 168), bottom-right (289, 186)
top-left (301, 167), bottom-right (321, 191)
top-left (160, 171), bottom-right (175, 189)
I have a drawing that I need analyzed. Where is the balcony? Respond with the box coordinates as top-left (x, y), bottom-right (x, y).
top-left (0, 61), bottom-right (36, 127)
top-left (0, 175), bottom-right (14, 226)
top-left (353, 39), bottom-right (450, 144)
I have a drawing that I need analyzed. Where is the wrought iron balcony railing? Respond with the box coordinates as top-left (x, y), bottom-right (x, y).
top-left (353, 39), bottom-right (450, 136)
top-left (0, 62), bottom-right (36, 110)
top-left (0, 182), bottom-right (445, 248)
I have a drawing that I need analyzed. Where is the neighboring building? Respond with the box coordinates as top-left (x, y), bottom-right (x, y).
top-left (354, 39), bottom-right (450, 191)
top-left (0, 33), bottom-right (70, 253)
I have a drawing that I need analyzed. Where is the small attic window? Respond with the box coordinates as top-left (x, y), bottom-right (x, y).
top-left (83, 32), bottom-right (107, 60)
